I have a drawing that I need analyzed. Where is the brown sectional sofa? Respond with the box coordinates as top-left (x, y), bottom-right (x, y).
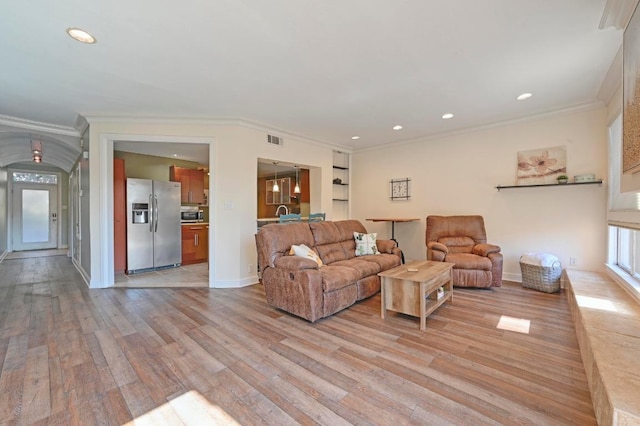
top-left (255, 220), bottom-right (403, 322)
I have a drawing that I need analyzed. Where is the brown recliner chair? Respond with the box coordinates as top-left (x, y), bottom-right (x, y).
top-left (426, 215), bottom-right (503, 288)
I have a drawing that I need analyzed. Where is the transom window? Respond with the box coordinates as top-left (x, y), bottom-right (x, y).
top-left (12, 172), bottom-right (57, 184)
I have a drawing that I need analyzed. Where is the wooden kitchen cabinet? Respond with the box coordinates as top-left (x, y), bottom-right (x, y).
top-left (265, 177), bottom-right (291, 205)
top-left (114, 158), bottom-right (127, 273)
top-left (170, 166), bottom-right (205, 204)
top-left (300, 168), bottom-right (310, 203)
top-left (181, 224), bottom-right (208, 265)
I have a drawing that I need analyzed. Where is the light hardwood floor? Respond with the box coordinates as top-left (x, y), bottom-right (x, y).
top-left (0, 255), bottom-right (596, 425)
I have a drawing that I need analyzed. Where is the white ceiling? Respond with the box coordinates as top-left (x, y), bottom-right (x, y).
top-left (0, 1), bottom-right (627, 153)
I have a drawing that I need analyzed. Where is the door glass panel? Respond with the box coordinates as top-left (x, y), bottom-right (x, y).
top-left (22, 189), bottom-right (49, 243)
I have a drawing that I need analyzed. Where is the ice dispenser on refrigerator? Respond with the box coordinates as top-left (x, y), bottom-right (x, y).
top-left (131, 203), bottom-right (149, 224)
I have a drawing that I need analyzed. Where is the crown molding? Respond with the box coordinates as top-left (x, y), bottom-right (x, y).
top-left (356, 100), bottom-right (605, 154)
top-left (82, 114), bottom-right (353, 154)
top-left (600, 0), bottom-right (639, 30)
top-left (0, 114), bottom-right (80, 137)
top-left (73, 115), bottom-right (89, 135)
top-left (598, 46), bottom-right (623, 105)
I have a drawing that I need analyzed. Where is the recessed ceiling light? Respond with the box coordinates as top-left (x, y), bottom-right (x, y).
top-left (173, 154), bottom-right (178, 157)
top-left (351, 136), bottom-right (360, 140)
top-left (392, 125), bottom-right (403, 130)
top-left (442, 113), bottom-right (454, 119)
top-left (517, 93), bottom-right (533, 101)
top-left (66, 27), bottom-right (96, 44)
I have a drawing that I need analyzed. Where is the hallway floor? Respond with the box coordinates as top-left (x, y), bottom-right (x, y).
top-left (3, 248), bottom-right (68, 260)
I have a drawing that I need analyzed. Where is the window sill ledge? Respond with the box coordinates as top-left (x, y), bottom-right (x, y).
top-left (565, 269), bottom-right (640, 425)
top-left (605, 263), bottom-right (640, 306)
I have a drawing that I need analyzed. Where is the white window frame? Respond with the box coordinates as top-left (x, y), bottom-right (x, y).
top-left (606, 113), bottom-right (640, 304)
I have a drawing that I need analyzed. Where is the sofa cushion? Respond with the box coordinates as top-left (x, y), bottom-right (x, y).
top-left (310, 222), bottom-right (348, 264)
top-left (311, 220), bottom-right (369, 263)
top-left (315, 242), bottom-right (348, 265)
top-left (359, 253), bottom-right (402, 271)
top-left (453, 269), bottom-right (492, 288)
top-left (356, 275), bottom-right (381, 300)
top-left (439, 236), bottom-right (475, 253)
top-left (331, 258), bottom-right (381, 279)
top-left (318, 265), bottom-right (361, 292)
top-left (446, 253), bottom-right (492, 270)
top-left (310, 221), bottom-right (344, 245)
top-left (354, 232), bottom-right (380, 256)
top-left (323, 285), bottom-right (358, 317)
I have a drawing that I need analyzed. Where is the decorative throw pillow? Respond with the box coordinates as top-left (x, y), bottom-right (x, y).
top-left (354, 232), bottom-right (380, 256)
top-left (289, 244), bottom-right (323, 267)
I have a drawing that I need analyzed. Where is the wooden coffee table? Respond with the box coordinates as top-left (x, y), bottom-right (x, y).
top-left (379, 260), bottom-right (454, 330)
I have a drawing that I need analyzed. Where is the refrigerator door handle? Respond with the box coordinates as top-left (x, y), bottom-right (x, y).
top-left (149, 194), bottom-right (154, 232)
top-left (154, 194), bottom-right (159, 232)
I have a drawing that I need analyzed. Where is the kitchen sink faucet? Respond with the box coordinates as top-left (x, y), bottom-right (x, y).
top-left (275, 205), bottom-right (288, 216)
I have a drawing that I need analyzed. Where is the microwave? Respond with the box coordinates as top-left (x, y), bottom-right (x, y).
top-left (180, 206), bottom-right (204, 222)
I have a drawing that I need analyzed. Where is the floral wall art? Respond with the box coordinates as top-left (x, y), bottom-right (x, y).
top-left (516, 146), bottom-right (566, 185)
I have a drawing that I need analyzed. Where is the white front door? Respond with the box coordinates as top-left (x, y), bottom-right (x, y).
top-left (12, 182), bottom-right (58, 251)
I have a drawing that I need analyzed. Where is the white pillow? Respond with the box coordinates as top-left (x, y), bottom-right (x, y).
top-left (289, 244), bottom-right (323, 267)
top-left (354, 232), bottom-right (380, 256)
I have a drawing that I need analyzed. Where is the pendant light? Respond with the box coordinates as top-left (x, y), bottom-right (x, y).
top-left (294, 165), bottom-right (301, 194)
top-left (272, 162), bottom-right (280, 192)
top-left (31, 139), bottom-right (43, 163)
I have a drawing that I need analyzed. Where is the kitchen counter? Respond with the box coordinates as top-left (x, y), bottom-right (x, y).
top-left (181, 222), bottom-right (208, 226)
top-left (257, 217), bottom-right (309, 229)
top-left (257, 217), bottom-right (308, 222)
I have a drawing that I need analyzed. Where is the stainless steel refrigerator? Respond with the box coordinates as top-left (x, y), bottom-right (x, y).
top-left (126, 178), bottom-right (182, 274)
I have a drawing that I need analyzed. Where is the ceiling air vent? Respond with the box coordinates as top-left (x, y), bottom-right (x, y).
top-left (267, 134), bottom-right (283, 146)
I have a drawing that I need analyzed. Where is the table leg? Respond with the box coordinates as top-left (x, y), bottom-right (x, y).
top-left (381, 280), bottom-right (387, 319)
top-left (420, 282), bottom-right (426, 330)
top-left (389, 221), bottom-right (406, 264)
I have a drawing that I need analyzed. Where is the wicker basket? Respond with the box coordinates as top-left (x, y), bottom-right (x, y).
top-left (519, 259), bottom-right (562, 293)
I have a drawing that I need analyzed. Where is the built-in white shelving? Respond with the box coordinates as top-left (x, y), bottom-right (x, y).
top-left (332, 151), bottom-right (350, 220)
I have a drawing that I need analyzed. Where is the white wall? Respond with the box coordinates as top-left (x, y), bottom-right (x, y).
top-left (86, 119), bottom-right (339, 288)
top-left (0, 167), bottom-right (7, 257)
top-left (352, 107), bottom-right (608, 281)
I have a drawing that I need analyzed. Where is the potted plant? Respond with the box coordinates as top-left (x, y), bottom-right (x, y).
top-left (556, 174), bottom-right (569, 184)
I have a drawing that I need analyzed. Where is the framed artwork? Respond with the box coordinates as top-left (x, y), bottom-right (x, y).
top-left (623, 1), bottom-right (640, 173)
top-left (390, 178), bottom-right (410, 200)
top-left (516, 146), bottom-right (566, 185)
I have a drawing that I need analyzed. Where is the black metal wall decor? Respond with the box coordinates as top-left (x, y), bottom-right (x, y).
top-left (390, 178), bottom-right (411, 200)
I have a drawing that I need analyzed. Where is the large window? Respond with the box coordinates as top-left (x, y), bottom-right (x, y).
top-left (607, 114), bottom-right (640, 299)
top-left (608, 225), bottom-right (640, 296)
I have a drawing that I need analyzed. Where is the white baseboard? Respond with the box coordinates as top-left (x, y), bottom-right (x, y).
top-left (72, 258), bottom-right (91, 288)
top-left (212, 275), bottom-right (260, 288)
top-left (503, 272), bottom-right (522, 283)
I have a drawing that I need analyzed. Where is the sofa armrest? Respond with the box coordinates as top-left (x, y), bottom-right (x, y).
top-left (376, 239), bottom-right (397, 254)
top-left (261, 267), bottom-right (324, 322)
top-left (473, 243), bottom-right (501, 257)
top-left (427, 241), bottom-right (449, 253)
top-left (274, 256), bottom-right (319, 270)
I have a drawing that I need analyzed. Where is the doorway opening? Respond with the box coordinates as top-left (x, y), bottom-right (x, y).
top-left (10, 171), bottom-right (60, 251)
